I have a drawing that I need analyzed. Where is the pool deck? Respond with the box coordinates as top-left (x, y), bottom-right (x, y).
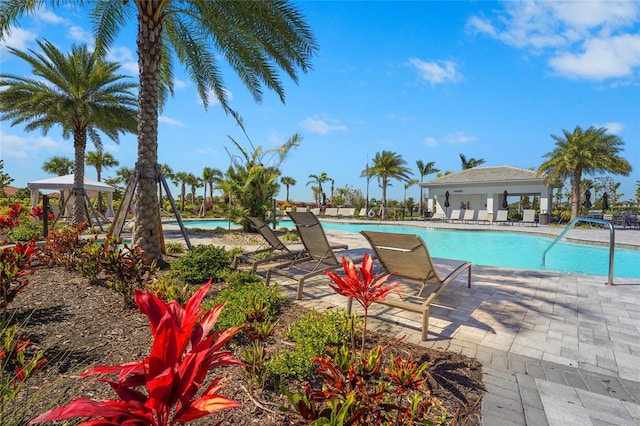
top-left (166, 220), bottom-right (640, 425)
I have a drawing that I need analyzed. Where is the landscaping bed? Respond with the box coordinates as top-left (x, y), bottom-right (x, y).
top-left (11, 255), bottom-right (484, 425)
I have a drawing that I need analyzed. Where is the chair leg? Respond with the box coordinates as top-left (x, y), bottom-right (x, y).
top-left (421, 307), bottom-right (430, 341)
top-left (265, 270), bottom-right (272, 286)
top-left (467, 265), bottom-right (472, 288)
top-left (297, 277), bottom-right (305, 300)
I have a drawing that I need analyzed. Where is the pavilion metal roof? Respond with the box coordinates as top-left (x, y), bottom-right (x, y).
top-left (420, 165), bottom-right (558, 188)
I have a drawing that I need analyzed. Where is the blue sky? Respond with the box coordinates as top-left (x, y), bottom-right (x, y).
top-left (1, 1), bottom-right (639, 204)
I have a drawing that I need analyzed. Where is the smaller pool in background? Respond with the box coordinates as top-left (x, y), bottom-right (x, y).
top-left (167, 219), bottom-right (640, 279)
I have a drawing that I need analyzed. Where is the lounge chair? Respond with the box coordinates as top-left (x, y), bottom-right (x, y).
top-left (493, 210), bottom-right (511, 225)
top-left (448, 209), bottom-right (462, 223)
top-left (462, 209), bottom-right (475, 224)
top-left (324, 207), bottom-right (339, 217)
top-left (476, 210), bottom-right (489, 224)
top-left (339, 207), bottom-right (355, 218)
top-left (265, 212), bottom-right (369, 300)
top-left (357, 231), bottom-right (472, 340)
top-left (522, 209), bottom-right (537, 226)
top-left (232, 217), bottom-right (306, 273)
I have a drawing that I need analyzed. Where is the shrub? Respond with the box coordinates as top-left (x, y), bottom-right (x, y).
top-left (40, 223), bottom-right (95, 270)
top-left (268, 309), bottom-right (359, 378)
top-left (147, 275), bottom-right (194, 305)
top-left (165, 241), bottom-right (185, 254)
top-left (169, 244), bottom-right (233, 284)
top-left (280, 231), bottom-right (299, 242)
top-left (28, 282), bottom-right (244, 425)
top-left (202, 271), bottom-right (286, 332)
top-left (74, 243), bottom-right (103, 283)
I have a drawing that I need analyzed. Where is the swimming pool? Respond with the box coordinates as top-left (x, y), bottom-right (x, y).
top-left (171, 219), bottom-right (640, 279)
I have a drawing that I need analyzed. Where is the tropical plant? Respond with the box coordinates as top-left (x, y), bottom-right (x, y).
top-left (28, 281), bottom-right (244, 426)
top-left (105, 166), bottom-right (135, 191)
top-left (169, 244), bottom-right (234, 284)
top-left (0, 0), bottom-right (318, 263)
top-left (403, 178), bottom-right (419, 217)
top-left (281, 176), bottom-right (297, 202)
top-left (306, 172), bottom-right (330, 206)
top-left (171, 172), bottom-right (190, 212)
top-left (416, 160), bottom-right (439, 214)
top-left (0, 161), bottom-right (13, 195)
top-left (201, 167), bottom-right (223, 215)
top-left (86, 150), bottom-right (119, 212)
top-left (0, 40), bottom-right (137, 225)
top-left (538, 125), bottom-right (632, 221)
top-left (459, 153), bottom-right (485, 170)
top-left (224, 126), bottom-right (301, 230)
top-left (366, 151), bottom-right (413, 220)
top-left (41, 156), bottom-right (73, 177)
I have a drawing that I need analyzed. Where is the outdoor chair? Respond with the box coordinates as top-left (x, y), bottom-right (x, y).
top-left (265, 212), bottom-right (369, 299)
top-left (462, 209), bottom-right (475, 224)
top-left (476, 210), bottom-right (489, 224)
top-left (522, 209), bottom-right (537, 226)
top-left (448, 209), bottom-right (462, 223)
top-left (324, 207), bottom-right (339, 217)
top-left (358, 230), bottom-right (472, 340)
top-left (493, 209), bottom-right (511, 225)
top-left (232, 217), bottom-right (306, 274)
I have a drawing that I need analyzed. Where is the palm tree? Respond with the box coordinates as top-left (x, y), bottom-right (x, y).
top-left (360, 162), bottom-right (374, 213)
top-left (281, 176), bottom-right (297, 202)
top-left (86, 150), bottom-right (119, 212)
top-left (366, 151), bottom-right (413, 220)
top-left (307, 172), bottom-right (330, 206)
top-left (42, 156), bottom-right (74, 176)
top-left (538, 125), bottom-right (632, 221)
top-left (0, 1), bottom-right (316, 262)
top-left (416, 160), bottom-right (439, 215)
top-left (459, 153), bottom-right (485, 170)
top-left (0, 40), bottom-right (137, 224)
top-left (201, 167), bottom-right (223, 215)
top-left (403, 178), bottom-right (419, 218)
top-left (172, 172), bottom-right (190, 212)
top-left (186, 173), bottom-right (200, 206)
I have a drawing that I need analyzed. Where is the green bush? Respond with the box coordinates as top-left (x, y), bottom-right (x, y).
top-left (75, 243), bottom-right (103, 283)
top-left (6, 221), bottom-right (41, 242)
top-left (268, 308), bottom-right (360, 378)
top-left (280, 231), bottom-right (299, 242)
top-left (202, 271), bottom-right (286, 332)
top-left (165, 242), bottom-right (185, 254)
top-left (169, 244), bottom-right (233, 284)
top-left (147, 275), bottom-right (194, 305)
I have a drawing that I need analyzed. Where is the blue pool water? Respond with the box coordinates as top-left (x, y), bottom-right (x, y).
top-left (172, 219), bottom-right (640, 279)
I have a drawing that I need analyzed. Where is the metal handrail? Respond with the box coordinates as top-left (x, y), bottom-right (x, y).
top-left (542, 217), bottom-right (615, 285)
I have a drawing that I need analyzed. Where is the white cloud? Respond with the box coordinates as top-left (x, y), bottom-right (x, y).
top-left (299, 115), bottom-right (348, 134)
top-left (0, 130), bottom-right (70, 159)
top-left (67, 25), bottom-right (93, 44)
top-left (598, 122), bottom-right (625, 134)
top-left (549, 34), bottom-right (640, 80)
top-left (408, 58), bottom-right (462, 85)
top-left (423, 137), bottom-right (438, 147)
top-left (37, 9), bottom-right (66, 24)
top-left (443, 131), bottom-right (477, 145)
top-left (107, 46), bottom-right (138, 76)
top-left (0, 27), bottom-right (37, 57)
top-left (174, 79), bottom-right (189, 90)
top-left (200, 88), bottom-right (233, 107)
top-left (159, 115), bottom-right (186, 127)
top-left (467, 0), bottom-right (640, 82)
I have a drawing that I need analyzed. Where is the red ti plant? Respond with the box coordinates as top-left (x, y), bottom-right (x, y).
top-left (28, 206), bottom-right (54, 222)
top-left (28, 280), bottom-right (245, 426)
top-left (325, 253), bottom-right (400, 354)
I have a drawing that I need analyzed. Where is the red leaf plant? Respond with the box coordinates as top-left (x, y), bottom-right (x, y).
top-left (325, 253), bottom-right (400, 354)
top-left (28, 280), bottom-right (245, 426)
top-left (29, 205), bottom-right (54, 221)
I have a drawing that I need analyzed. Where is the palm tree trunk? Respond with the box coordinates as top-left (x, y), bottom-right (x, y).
top-left (381, 178), bottom-right (388, 220)
top-left (133, 12), bottom-right (162, 263)
top-left (72, 130), bottom-right (87, 225)
top-left (571, 169), bottom-right (582, 221)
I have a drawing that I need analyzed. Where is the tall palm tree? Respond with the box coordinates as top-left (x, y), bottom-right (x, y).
top-left (459, 153), bottom-right (485, 170)
top-left (307, 172), bottom-right (330, 206)
top-left (538, 125), bottom-right (632, 221)
top-left (367, 151), bottom-right (413, 220)
top-left (42, 156), bottom-right (74, 176)
top-left (403, 178), bottom-right (419, 218)
top-left (86, 150), bottom-right (119, 212)
top-left (280, 176), bottom-right (297, 202)
top-left (201, 167), bottom-right (223, 215)
top-left (186, 173), bottom-right (200, 205)
top-left (0, 40), bottom-right (137, 224)
top-left (415, 160), bottom-right (439, 215)
top-left (0, 1), bottom-right (317, 262)
top-left (172, 172), bottom-right (190, 212)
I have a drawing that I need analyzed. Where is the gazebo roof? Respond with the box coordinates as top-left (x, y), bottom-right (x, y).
top-left (28, 174), bottom-right (115, 192)
top-left (420, 165), bottom-right (556, 188)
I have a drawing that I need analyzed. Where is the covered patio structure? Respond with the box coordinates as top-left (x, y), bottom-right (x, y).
top-left (420, 166), bottom-right (560, 223)
top-left (28, 174), bottom-right (116, 219)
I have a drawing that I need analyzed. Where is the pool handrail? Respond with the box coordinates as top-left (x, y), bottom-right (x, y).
top-left (542, 217), bottom-right (615, 286)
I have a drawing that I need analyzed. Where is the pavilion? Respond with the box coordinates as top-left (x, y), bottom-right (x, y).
top-left (420, 165), bottom-right (561, 222)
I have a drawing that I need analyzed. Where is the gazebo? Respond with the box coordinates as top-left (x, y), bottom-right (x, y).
top-left (420, 166), bottom-right (561, 222)
top-left (28, 174), bottom-right (116, 218)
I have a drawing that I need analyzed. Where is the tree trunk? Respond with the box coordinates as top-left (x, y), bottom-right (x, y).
top-left (133, 12), bottom-right (162, 263)
top-left (72, 130), bottom-right (87, 225)
top-left (571, 168), bottom-right (582, 222)
top-left (381, 177), bottom-right (388, 220)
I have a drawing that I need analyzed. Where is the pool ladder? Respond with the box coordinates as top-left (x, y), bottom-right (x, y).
top-left (542, 217), bottom-right (615, 285)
